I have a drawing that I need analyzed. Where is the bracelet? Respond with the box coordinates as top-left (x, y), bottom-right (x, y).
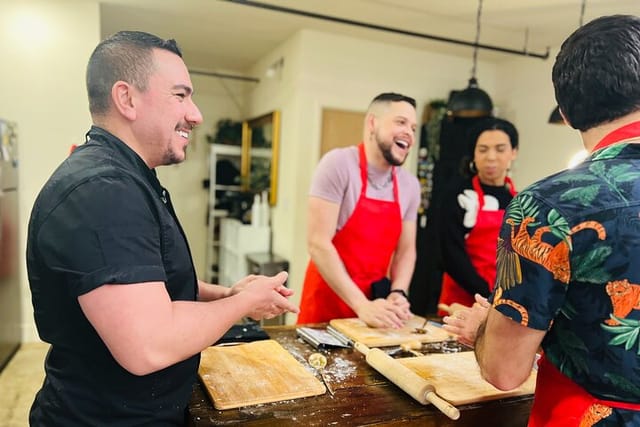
top-left (389, 289), bottom-right (408, 299)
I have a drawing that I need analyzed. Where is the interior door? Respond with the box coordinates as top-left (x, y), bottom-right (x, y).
top-left (320, 108), bottom-right (365, 157)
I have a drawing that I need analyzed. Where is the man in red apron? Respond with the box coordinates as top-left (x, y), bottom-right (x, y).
top-left (473, 16), bottom-right (640, 426)
top-left (297, 93), bottom-right (421, 328)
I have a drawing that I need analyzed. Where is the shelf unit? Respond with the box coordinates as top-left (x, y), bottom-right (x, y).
top-left (205, 209), bottom-right (228, 284)
top-left (205, 143), bottom-right (273, 284)
top-left (205, 144), bottom-right (241, 283)
top-left (207, 144), bottom-right (242, 210)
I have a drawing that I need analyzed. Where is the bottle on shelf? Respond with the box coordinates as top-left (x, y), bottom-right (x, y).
top-left (251, 193), bottom-right (261, 227)
top-left (260, 190), bottom-right (270, 227)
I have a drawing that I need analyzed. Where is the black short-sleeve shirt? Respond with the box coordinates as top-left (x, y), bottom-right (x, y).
top-left (27, 126), bottom-right (199, 426)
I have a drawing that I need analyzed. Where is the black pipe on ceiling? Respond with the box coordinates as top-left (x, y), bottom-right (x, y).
top-left (190, 69), bottom-right (260, 83)
top-left (225, 0), bottom-right (549, 60)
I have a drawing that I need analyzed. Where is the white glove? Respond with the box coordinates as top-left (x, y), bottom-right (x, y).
top-left (457, 189), bottom-right (479, 228)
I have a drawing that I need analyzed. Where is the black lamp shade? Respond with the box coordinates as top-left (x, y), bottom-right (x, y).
top-left (448, 78), bottom-right (493, 118)
top-left (548, 105), bottom-right (565, 124)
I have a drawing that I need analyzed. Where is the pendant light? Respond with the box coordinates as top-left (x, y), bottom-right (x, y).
top-left (548, 0), bottom-right (586, 125)
top-left (448, 0), bottom-right (493, 118)
top-left (548, 105), bottom-right (564, 124)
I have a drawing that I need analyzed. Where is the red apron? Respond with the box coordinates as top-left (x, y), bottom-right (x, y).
top-left (297, 143), bottom-right (402, 323)
top-left (529, 121), bottom-right (640, 425)
top-left (438, 175), bottom-right (516, 315)
top-left (529, 355), bottom-right (640, 426)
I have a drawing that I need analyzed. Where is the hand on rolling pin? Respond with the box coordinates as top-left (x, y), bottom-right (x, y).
top-left (355, 298), bottom-right (411, 329)
top-left (442, 294), bottom-right (490, 347)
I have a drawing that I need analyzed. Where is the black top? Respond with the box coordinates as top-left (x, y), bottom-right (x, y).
top-left (27, 126), bottom-right (199, 426)
top-left (438, 176), bottom-right (514, 297)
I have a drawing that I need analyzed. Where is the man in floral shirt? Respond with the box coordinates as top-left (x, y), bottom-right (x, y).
top-left (473, 15), bottom-right (640, 426)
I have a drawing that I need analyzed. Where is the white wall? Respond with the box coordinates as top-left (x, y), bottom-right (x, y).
top-left (495, 48), bottom-right (583, 189)
top-left (245, 29), bottom-right (499, 321)
top-left (0, 1), bottom-right (100, 341)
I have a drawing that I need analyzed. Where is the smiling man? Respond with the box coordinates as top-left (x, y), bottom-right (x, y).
top-left (297, 93), bottom-right (420, 328)
top-left (27, 31), bottom-right (298, 426)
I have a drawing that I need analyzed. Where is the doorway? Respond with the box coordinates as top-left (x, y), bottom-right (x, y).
top-left (320, 108), bottom-right (365, 156)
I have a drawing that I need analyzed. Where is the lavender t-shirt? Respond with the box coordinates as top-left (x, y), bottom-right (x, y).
top-left (310, 146), bottom-right (420, 230)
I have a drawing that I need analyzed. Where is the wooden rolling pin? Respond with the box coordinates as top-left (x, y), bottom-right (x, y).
top-left (355, 342), bottom-right (460, 420)
top-left (437, 302), bottom-right (470, 316)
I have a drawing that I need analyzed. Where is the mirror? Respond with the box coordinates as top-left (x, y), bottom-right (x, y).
top-left (241, 111), bottom-right (281, 206)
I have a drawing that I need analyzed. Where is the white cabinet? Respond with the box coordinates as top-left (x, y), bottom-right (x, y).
top-left (218, 218), bottom-right (270, 286)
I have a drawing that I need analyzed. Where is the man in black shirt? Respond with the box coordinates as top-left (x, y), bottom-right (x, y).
top-left (27, 31), bottom-right (298, 426)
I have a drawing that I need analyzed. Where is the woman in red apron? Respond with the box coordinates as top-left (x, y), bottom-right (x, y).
top-left (438, 117), bottom-right (518, 316)
top-left (297, 143), bottom-right (403, 322)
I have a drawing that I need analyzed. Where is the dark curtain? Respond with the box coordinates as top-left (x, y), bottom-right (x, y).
top-left (409, 114), bottom-right (485, 316)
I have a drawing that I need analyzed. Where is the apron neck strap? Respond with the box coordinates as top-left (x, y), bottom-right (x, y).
top-left (472, 175), bottom-right (516, 210)
top-left (358, 143), bottom-right (367, 192)
top-left (592, 120), bottom-right (640, 152)
top-left (358, 143), bottom-right (397, 199)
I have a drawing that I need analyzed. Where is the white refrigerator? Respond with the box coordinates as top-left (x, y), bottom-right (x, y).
top-left (0, 119), bottom-right (21, 371)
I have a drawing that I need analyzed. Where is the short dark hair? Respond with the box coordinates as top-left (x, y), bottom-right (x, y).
top-left (553, 15), bottom-right (640, 131)
top-left (86, 31), bottom-right (182, 115)
top-left (370, 92), bottom-right (417, 109)
top-left (468, 117), bottom-right (519, 151)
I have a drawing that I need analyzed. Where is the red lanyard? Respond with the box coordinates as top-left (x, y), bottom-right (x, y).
top-left (592, 120), bottom-right (640, 152)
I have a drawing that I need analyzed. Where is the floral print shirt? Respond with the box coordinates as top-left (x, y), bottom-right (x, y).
top-left (490, 143), bottom-right (640, 426)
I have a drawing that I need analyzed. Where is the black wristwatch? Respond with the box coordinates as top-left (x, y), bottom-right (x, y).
top-left (389, 289), bottom-right (408, 299)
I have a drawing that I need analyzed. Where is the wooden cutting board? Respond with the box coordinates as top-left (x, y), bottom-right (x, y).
top-left (198, 340), bottom-right (326, 410)
top-left (399, 351), bottom-right (536, 405)
top-left (330, 316), bottom-right (453, 347)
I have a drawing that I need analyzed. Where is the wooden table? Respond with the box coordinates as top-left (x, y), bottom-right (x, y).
top-left (187, 325), bottom-right (533, 426)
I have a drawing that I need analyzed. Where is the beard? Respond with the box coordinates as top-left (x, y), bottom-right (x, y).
top-left (375, 132), bottom-right (406, 166)
top-left (161, 125), bottom-right (189, 166)
top-left (161, 145), bottom-right (186, 166)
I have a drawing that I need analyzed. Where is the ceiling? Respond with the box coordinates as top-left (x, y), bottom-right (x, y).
top-left (100, 0), bottom-right (640, 75)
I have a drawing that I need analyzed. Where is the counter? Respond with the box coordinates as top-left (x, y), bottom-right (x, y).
top-left (187, 325), bottom-right (533, 426)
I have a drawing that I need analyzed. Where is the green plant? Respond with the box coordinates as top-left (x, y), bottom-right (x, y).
top-left (207, 119), bottom-right (242, 145)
